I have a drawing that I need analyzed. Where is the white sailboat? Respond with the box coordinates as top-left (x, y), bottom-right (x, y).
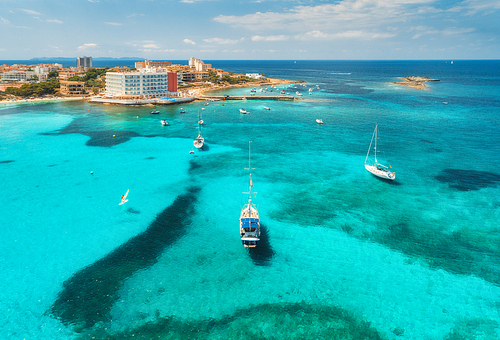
top-left (193, 110), bottom-right (204, 149)
top-left (119, 188), bottom-right (130, 205)
top-left (364, 125), bottom-right (395, 180)
top-left (239, 141), bottom-right (260, 248)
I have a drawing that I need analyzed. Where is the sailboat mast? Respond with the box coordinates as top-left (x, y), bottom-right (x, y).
top-left (198, 109), bottom-right (201, 134)
top-left (374, 125), bottom-right (378, 165)
top-left (365, 125), bottom-right (376, 164)
top-left (248, 141), bottom-right (252, 205)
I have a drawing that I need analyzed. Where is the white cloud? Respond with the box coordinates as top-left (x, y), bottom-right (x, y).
top-left (20, 9), bottom-right (41, 16)
top-left (143, 43), bottom-right (159, 48)
top-left (299, 30), bottom-right (329, 39)
top-left (251, 35), bottom-right (289, 41)
top-left (441, 27), bottom-right (476, 35)
top-left (213, 0), bottom-right (439, 34)
top-left (184, 39), bottom-right (196, 45)
top-left (0, 16), bottom-right (11, 25)
top-left (203, 37), bottom-right (244, 44)
top-left (292, 30), bottom-right (396, 40)
top-left (461, 0), bottom-right (500, 15)
top-left (411, 26), bottom-right (475, 39)
top-left (78, 43), bottom-right (97, 50)
top-left (88, 0), bottom-right (99, 2)
top-left (105, 22), bottom-right (122, 26)
top-left (47, 19), bottom-right (63, 24)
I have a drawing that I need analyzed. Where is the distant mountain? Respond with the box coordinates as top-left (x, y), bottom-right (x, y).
top-left (30, 57), bottom-right (144, 61)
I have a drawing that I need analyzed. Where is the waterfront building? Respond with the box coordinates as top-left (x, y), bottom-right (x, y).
top-left (105, 68), bottom-right (178, 98)
top-left (246, 73), bottom-right (265, 80)
top-left (60, 80), bottom-right (86, 95)
top-left (77, 56), bottom-right (92, 70)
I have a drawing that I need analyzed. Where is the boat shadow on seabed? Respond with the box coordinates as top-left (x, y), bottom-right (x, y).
top-left (248, 223), bottom-right (275, 266)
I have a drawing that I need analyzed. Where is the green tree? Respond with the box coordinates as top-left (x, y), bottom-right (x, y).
top-left (48, 70), bottom-right (59, 79)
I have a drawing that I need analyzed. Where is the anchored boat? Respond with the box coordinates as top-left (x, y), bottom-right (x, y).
top-left (239, 141), bottom-right (261, 247)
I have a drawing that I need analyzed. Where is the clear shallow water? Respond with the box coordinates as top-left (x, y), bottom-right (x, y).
top-left (1, 60), bottom-right (500, 339)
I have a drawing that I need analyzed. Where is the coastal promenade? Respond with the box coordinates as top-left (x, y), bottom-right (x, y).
top-left (89, 96), bottom-right (195, 106)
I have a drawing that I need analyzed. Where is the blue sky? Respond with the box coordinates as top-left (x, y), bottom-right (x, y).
top-left (1, 0), bottom-right (499, 60)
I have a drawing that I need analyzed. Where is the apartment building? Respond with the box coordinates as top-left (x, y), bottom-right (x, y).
top-left (59, 71), bottom-right (84, 81)
top-left (77, 56), bottom-right (92, 70)
top-left (0, 70), bottom-right (36, 82)
top-left (188, 57), bottom-right (212, 72)
top-left (105, 68), bottom-right (178, 98)
top-left (60, 80), bottom-right (86, 95)
top-left (135, 60), bottom-right (172, 69)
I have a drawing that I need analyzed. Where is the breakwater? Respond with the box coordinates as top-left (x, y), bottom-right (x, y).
top-left (197, 95), bottom-right (296, 101)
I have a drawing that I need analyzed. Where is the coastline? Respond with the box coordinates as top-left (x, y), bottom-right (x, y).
top-left (387, 76), bottom-right (439, 90)
top-left (0, 96), bottom-right (87, 106)
top-left (0, 78), bottom-right (301, 107)
top-left (190, 78), bottom-right (304, 99)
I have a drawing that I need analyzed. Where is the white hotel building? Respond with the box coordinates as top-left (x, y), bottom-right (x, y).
top-left (105, 68), bottom-right (179, 98)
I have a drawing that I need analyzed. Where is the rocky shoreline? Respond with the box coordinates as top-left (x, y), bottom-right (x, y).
top-left (387, 76), bottom-right (439, 90)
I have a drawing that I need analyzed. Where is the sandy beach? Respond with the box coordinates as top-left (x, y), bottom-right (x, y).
top-left (0, 96), bottom-right (87, 106)
top-left (185, 78), bottom-right (303, 98)
top-left (387, 76), bottom-right (439, 90)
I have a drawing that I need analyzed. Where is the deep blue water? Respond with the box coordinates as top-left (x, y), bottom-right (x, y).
top-left (1, 60), bottom-right (500, 339)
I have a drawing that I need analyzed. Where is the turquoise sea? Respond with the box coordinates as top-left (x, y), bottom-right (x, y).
top-left (1, 60), bottom-right (500, 339)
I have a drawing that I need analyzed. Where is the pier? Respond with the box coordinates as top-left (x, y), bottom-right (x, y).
top-left (197, 95), bottom-right (296, 101)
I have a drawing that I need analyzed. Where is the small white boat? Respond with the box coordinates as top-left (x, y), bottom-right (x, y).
top-left (296, 92), bottom-right (302, 96)
top-left (161, 119), bottom-right (169, 126)
top-left (264, 107), bottom-right (270, 110)
top-left (316, 119), bottom-right (323, 124)
top-left (151, 110), bottom-right (160, 114)
top-left (180, 108), bottom-right (186, 113)
top-left (119, 188), bottom-right (130, 205)
top-left (364, 125), bottom-right (395, 181)
top-left (240, 108), bottom-right (249, 114)
top-left (194, 111), bottom-right (205, 149)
